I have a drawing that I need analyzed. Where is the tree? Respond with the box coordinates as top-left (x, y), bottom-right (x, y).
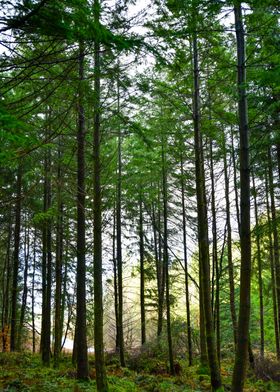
top-left (231, 3), bottom-right (251, 391)
top-left (75, 42), bottom-right (89, 380)
top-left (93, 1), bottom-right (108, 390)
top-left (10, 164), bottom-right (22, 352)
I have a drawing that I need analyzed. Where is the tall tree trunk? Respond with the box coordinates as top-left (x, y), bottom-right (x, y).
top-left (54, 139), bottom-right (64, 368)
top-left (192, 31), bottom-right (222, 390)
top-left (276, 143), bottom-right (280, 182)
top-left (61, 293), bottom-right (74, 352)
top-left (180, 155), bottom-right (192, 366)
top-left (232, 3), bottom-right (251, 391)
top-left (199, 254), bottom-right (207, 367)
top-left (72, 324), bottom-right (78, 365)
top-left (230, 127), bottom-right (241, 235)
top-left (265, 170), bottom-right (280, 358)
top-left (2, 211), bottom-right (12, 352)
top-left (41, 127), bottom-right (52, 366)
top-left (155, 197), bottom-right (165, 338)
top-left (93, 2), bottom-right (108, 389)
top-left (139, 194), bottom-right (146, 345)
top-left (230, 127), bottom-right (252, 371)
top-left (267, 147), bottom-right (280, 346)
top-left (161, 144), bottom-right (174, 376)
top-left (223, 136), bottom-right (238, 347)
top-left (151, 199), bottom-right (164, 338)
top-left (209, 141), bottom-right (218, 319)
top-left (31, 229), bottom-right (37, 353)
top-left (252, 171), bottom-right (264, 358)
top-left (112, 206), bottom-right (120, 352)
top-left (18, 217), bottom-right (30, 350)
top-left (215, 225), bottom-right (227, 363)
top-left (116, 83), bottom-right (125, 366)
top-left (10, 164), bottom-right (22, 352)
top-left (209, 140), bottom-right (222, 362)
top-left (76, 42), bottom-right (89, 380)
top-left (61, 222), bottom-right (70, 351)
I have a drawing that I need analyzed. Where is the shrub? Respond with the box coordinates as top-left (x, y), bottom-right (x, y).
top-left (253, 356), bottom-right (280, 382)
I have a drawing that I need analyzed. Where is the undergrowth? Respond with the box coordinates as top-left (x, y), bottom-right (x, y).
top-left (0, 352), bottom-right (280, 391)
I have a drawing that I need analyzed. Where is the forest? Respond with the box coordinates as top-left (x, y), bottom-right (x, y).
top-left (0, 0), bottom-right (279, 391)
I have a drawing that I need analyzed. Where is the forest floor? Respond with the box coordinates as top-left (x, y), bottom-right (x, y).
top-left (0, 352), bottom-right (280, 391)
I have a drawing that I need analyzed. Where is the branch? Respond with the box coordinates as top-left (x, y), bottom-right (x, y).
top-left (0, 0), bottom-right (49, 33)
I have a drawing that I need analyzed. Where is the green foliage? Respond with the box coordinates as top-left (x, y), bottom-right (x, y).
top-left (0, 104), bottom-right (36, 164)
top-left (107, 375), bottom-right (137, 392)
top-left (32, 207), bottom-right (56, 225)
top-left (1, 352), bottom-right (280, 391)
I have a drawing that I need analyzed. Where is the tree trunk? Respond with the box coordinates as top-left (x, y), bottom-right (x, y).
top-left (18, 217), bottom-right (30, 350)
top-left (2, 211), bottom-right (12, 352)
top-left (112, 205), bottom-right (120, 352)
top-left (72, 324), bottom-right (77, 365)
top-left (209, 141), bottom-right (218, 319)
top-left (192, 32), bottom-right (222, 390)
top-left (61, 294), bottom-right (74, 352)
top-left (180, 155), bottom-right (192, 366)
top-left (116, 83), bottom-right (125, 366)
top-left (41, 125), bottom-right (52, 366)
top-left (61, 222), bottom-right (70, 351)
top-left (267, 147), bottom-right (280, 348)
top-left (93, 2), bottom-right (108, 388)
top-left (155, 197), bottom-right (165, 338)
top-left (232, 3), bottom-right (251, 391)
top-left (215, 225), bottom-right (227, 363)
top-left (209, 140), bottom-right (222, 362)
top-left (76, 42), bottom-right (89, 380)
top-left (139, 195), bottom-right (146, 345)
top-left (223, 136), bottom-right (238, 347)
top-left (199, 254), bottom-right (207, 367)
top-left (10, 164), bottom-right (22, 352)
top-left (252, 171), bottom-right (264, 358)
top-left (31, 229), bottom-right (37, 353)
top-left (265, 170), bottom-right (280, 358)
top-left (161, 144), bottom-right (174, 376)
top-left (54, 139), bottom-right (64, 368)
top-left (276, 143), bottom-right (280, 182)
top-left (230, 127), bottom-right (241, 235)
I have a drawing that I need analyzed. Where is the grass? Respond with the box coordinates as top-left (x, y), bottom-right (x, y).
top-left (0, 352), bottom-right (280, 391)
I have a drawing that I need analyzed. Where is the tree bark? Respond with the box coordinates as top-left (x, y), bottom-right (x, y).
top-left (232, 3), bottom-right (251, 391)
top-left (223, 136), bottom-right (238, 347)
top-left (18, 217), bottom-right (30, 350)
top-left (31, 229), bottom-right (37, 353)
top-left (139, 194), bottom-right (146, 345)
top-left (116, 80), bottom-right (125, 366)
top-left (265, 170), bottom-right (280, 358)
top-left (209, 141), bottom-right (218, 320)
top-left (180, 155), bottom-right (192, 366)
top-left (54, 138), bottom-right (64, 368)
top-left (192, 31), bottom-right (222, 390)
top-left (155, 196), bottom-right (165, 338)
top-left (230, 127), bottom-right (241, 235)
top-left (161, 143), bottom-right (174, 375)
top-left (61, 223), bottom-right (69, 351)
top-left (76, 42), bottom-right (89, 380)
top-left (93, 2), bottom-right (108, 389)
top-left (1, 211), bottom-right (12, 352)
top-left (276, 143), bottom-right (280, 183)
top-left (267, 147), bottom-right (280, 348)
top-left (252, 171), bottom-right (264, 358)
top-left (112, 205), bottom-right (120, 352)
top-left (10, 164), bottom-right (22, 352)
top-left (41, 135), bottom-right (52, 366)
top-left (199, 253), bottom-right (207, 367)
